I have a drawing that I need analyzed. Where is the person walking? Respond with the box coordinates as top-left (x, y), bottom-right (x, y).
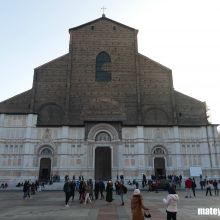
top-left (200, 179), bottom-right (204, 190)
top-left (142, 174), bottom-right (147, 188)
top-left (213, 180), bottom-right (219, 196)
top-left (94, 180), bottom-right (100, 199)
top-left (131, 189), bottom-right (149, 220)
top-left (79, 181), bottom-right (85, 203)
top-left (84, 182), bottom-right (92, 205)
top-left (206, 181), bottom-right (212, 196)
top-left (118, 181), bottom-right (125, 206)
top-left (23, 181), bottom-right (31, 199)
top-left (88, 179), bottom-right (94, 200)
top-left (192, 178), bottom-right (197, 197)
top-left (69, 180), bottom-right (76, 201)
top-left (163, 186), bottom-right (179, 220)
top-left (63, 179), bottom-right (71, 207)
top-left (31, 182), bottom-right (35, 195)
top-left (115, 180), bottom-right (120, 195)
top-left (99, 179), bottom-right (105, 200)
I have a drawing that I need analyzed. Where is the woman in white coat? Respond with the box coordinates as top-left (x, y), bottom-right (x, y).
top-left (163, 186), bottom-right (179, 220)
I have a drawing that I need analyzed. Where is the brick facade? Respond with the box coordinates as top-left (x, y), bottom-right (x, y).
top-left (0, 16), bottom-right (208, 127)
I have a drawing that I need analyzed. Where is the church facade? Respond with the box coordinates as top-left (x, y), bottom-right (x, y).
top-left (0, 16), bottom-right (219, 182)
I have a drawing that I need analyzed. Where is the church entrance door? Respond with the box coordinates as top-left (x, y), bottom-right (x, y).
top-left (154, 157), bottom-right (166, 178)
top-left (39, 158), bottom-right (51, 182)
top-left (95, 147), bottom-right (111, 180)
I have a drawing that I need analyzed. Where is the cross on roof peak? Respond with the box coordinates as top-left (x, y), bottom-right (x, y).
top-left (101, 6), bottom-right (107, 17)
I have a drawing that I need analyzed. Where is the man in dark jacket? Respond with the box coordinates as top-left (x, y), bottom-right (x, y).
top-left (63, 179), bottom-right (71, 207)
top-left (69, 180), bottom-right (76, 201)
top-left (94, 180), bottom-right (100, 199)
top-left (99, 180), bottom-right (105, 200)
top-left (213, 180), bottom-right (219, 196)
top-left (23, 181), bottom-right (30, 199)
top-left (192, 178), bottom-right (197, 197)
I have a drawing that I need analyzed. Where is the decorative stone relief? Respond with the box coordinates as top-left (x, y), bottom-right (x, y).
top-left (95, 132), bottom-right (111, 141)
top-left (153, 148), bottom-right (165, 155)
top-left (152, 145), bottom-right (167, 155)
top-left (87, 123), bottom-right (119, 141)
top-left (42, 128), bottom-right (52, 143)
top-left (41, 148), bottom-right (53, 155)
top-left (154, 128), bottom-right (162, 142)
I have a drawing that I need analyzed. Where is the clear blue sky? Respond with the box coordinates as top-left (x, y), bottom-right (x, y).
top-left (0, 0), bottom-right (220, 124)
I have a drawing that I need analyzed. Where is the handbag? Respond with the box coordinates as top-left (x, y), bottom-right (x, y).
top-left (144, 210), bottom-right (151, 218)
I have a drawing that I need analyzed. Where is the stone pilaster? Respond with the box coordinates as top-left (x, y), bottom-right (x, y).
top-left (0, 114), bottom-right (5, 139)
top-left (173, 126), bottom-right (182, 169)
top-left (60, 126), bottom-right (69, 169)
top-left (23, 114), bottom-right (37, 170)
top-left (118, 142), bottom-right (124, 175)
top-left (137, 126), bottom-right (145, 176)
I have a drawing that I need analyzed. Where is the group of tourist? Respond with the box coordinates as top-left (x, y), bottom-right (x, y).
top-left (63, 177), bottom-right (128, 208)
top-left (61, 175), bottom-right (179, 219)
top-left (185, 177), bottom-right (219, 197)
top-left (139, 174), bottom-right (183, 193)
top-left (22, 180), bottom-right (39, 199)
top-left (0, 182), bottom-right (8, 189)
top-left (60, 174), bottom-right (220, 220)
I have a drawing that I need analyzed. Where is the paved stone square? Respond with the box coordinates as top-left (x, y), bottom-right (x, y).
top-left (0, 189), bottom-right (220, 220)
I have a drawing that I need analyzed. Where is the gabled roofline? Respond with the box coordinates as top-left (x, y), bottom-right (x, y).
top-left (69, 16), bottom-right (138, 33)
top-left (138, 53), bottom-right (172, 71)
top-left (174, 90), bottom-right (206, 104)
top-left (34, 53), bottom-right (69, 70)
top-left (0, 89), bottom-right (32, 104)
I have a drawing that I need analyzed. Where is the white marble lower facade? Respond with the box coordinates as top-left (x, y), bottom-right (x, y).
top-left (0, 114), bottom-right (220, 182)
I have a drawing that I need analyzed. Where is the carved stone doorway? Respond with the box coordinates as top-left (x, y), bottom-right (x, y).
top-left (154, 157), bottom-right (166, 178)
top-left (95, 147), bottom-right (111, 180)
top-left (39, 158), bottom-right (51, 182)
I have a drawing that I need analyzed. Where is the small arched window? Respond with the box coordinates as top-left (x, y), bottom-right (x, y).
top-left (96, 51), bottom-right (111, 81)
top-left (95, 132), bottom-right (111, 141)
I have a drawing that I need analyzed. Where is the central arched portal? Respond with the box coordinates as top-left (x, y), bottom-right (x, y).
top-left (95, 147), bottom-right (111, 180)
top-left (154, 157), bottom-right (166, 178)
top-left (39, 158), bottom-right (51, 182)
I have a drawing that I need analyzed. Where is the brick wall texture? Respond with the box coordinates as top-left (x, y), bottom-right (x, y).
top-left (0, 16), bottom-right (208, 126)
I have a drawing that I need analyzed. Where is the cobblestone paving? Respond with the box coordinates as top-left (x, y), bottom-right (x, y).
top-left (0, 189), bottom-right (219, 219)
